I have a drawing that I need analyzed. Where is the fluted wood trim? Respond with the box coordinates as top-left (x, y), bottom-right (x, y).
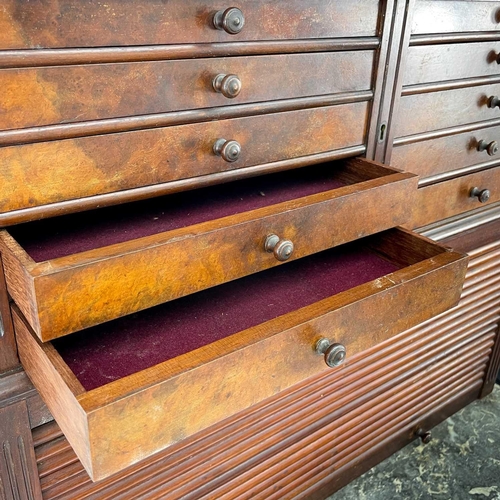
top-left (0, 401), bottom-right (42, 500)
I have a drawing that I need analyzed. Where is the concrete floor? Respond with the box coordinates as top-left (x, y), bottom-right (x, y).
top-left (329, 386), bottom-right (500, 500)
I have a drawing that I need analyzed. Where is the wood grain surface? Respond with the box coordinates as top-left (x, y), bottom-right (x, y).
top-left (14, 229), bottom-right (467, 480)
top-left (0, 51), bottom-right (374, 130)
top-left (0, 101), bottom-right (369, 214)
top-left (408, 167), bottom-right (500, 228)
top-left (404, 42), bottom-right (500, 86)
top-left (395, 83), bottom-right (500, 138)
top-left (392, 124), bottom-right (500, 181)
top-left (0, 0), bottom-right (380, 49)
top-left (411, 1), bottom-right (500, 35)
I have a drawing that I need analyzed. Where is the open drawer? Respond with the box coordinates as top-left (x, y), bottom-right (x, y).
top-left (0, 159), bottom-right (417, 341)
top-left (14, 228), bottom-right (468, 480)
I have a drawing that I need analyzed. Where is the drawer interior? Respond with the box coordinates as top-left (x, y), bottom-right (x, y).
top-left (53, 239), bottom-right (401, 391)
top-left (10, 161), bottom-right (380, 262)
top-left (15, 228), bottom-right (467, 481)
top-left (1, 158), bottom-right (417, 342)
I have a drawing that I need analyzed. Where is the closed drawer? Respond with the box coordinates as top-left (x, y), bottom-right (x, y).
top-left (1, 0), bottom-right (380, 49)
top-left (412, 1), bottom-right (500, 34)
top-left (0, 159), bottom-right (418, 341)
top-left (408, 166), bottom-right (500, 228)
top-left (0, 101), bottom-right (370, 218)
top-left (395, 84), bottom-right (500, 138)
top-left (14, 228), bottom-right (468, 480)
top-left (392, 124), bottom-right (500, 181)
top-left (1, 51), bottom-right (374, 131)
top-left (404, 42), bottom-right (500, 86)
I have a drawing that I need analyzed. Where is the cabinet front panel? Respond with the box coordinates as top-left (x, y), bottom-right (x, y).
top-left (404, 42), bottom-right (500, 86)
top-left (392, 124), bottom-right (500, 181)
top-left (0, 102), bottom-right (370, 215)
top-left (395, 84), bottom-right (500, 138)
top-left (0, 0), bottom-right (380, 49)
top-left (0, 51), bottom-right (374, 131)
top-left (412, 1), bottom-right (500, 35)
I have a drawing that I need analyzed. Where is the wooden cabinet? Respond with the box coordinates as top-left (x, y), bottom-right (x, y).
top-left (0, 1), bottom-right (499, 498)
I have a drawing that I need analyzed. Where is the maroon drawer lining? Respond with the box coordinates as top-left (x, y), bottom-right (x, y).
top-left (11, 165), bottom-right (346, 262)
top-left (54, 241), bottom-right (399, 391)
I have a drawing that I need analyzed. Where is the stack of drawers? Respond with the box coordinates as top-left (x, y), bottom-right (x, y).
top-left (1, 2), bottom-right (499, 499)
top-left (391, 0), bottom-right (500, 227)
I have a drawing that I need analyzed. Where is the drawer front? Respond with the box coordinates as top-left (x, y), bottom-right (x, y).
top-left (14, 229), bottom-right (468, 480)
top-left (1, 51), bottom-right (374, 131)
top-left (412, 1), bottom-right (500, 34)
top-left (395, 84), bottom-right (500, 138)
top-left (0, 160), bottom-right (418, 341)
top-left (392, 125), bottom-right (500, 181)
top-left (0, 0), bottom-right (380, 49)
top-left (409, 167), bottom-right (500, 228)
top-left (0, 101), bottom-right (370, 215)
top-left (404, 42), bottom-right (500, 86)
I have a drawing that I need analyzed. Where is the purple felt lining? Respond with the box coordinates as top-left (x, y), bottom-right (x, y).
top-left (11, 165), bottom-right (347, 262)
top-left (53, 242), bottom-right (400, 391)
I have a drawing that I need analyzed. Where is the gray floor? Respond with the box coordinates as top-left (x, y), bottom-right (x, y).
top-left (328, 386), bottom-right (500, 500)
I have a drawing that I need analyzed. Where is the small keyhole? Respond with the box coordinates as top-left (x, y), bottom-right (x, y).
top-left (378, 123), bottom-right (387, 143)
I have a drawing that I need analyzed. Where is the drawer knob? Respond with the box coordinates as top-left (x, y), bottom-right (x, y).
top-left (488, 96), bottom-right (500, 109)
top-left (213, 7), bottom-right (245, 34)
top-left (213, 138), bottom-right (241, 162)
top-left (264, 234), bottom-right (294, 261)
top-left (315, 338), bottom-right (347, 368)
top-left (470, 187), bottom-right (491, 203)
top-left (477, 139), bottom-right (499, 156)
top-left (213, 74), bottom-right (242, 98)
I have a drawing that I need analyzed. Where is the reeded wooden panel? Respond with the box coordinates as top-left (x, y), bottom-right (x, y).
top-left (412, 1), bottom-right (500, 34)
top-left (392, 124), bottom-right (500, 181)
top-left (404, 42), bottom-right (500, 86)
top-left (0, 52), bottom-right (374, 131)
top-left (31, 239), bottom-right (500, 499)
top-left (0, 101), bottom-right (369, 214)
top-left (0, 0), bottom-right (380, 49)
top-left (395, 84), bottom-right (500, 138)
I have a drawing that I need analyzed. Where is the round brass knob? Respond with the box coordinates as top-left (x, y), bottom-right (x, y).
top-left (477, 139), bottom-right (499, 156)
top-left (470, 187), bottom-right (491, 203)
top-left (315, 338), bottom-right (347, 368)
top-left (213, 7), bottom-right (245, 34)
top-left (416, 428), bottom-right (432, 444)
top-left (213, 74), bottom-right (242, 98)
top-left (264, 234), bottom-right (294, 262)
top-left (213, 138), bottom-right (241, 162)
top-left (488, 96), bottom-right (500, 109)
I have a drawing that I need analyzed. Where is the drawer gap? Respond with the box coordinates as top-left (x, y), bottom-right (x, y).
top-left (52, 239), bottom-right (401, 391)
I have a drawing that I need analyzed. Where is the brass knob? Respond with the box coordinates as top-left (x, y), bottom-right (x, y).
top-left (264, 234), bottom-right (294, 262)
top-left (213, 7), bottom-right (245, 34)
top-left (213, 74), bottom-right (242, 98)
top-left (477, 139), bottom-right (499, 156)
top-left (488, 96), bottom-right (500, 108)
top-left (213, 138), bottom-right (241, 162)
top-left (416, 428), bottom-right (432, 444)
top-left (315, 338), bottom-right (347, 368)
top-left (470, 187), bottom-right (491, 203)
